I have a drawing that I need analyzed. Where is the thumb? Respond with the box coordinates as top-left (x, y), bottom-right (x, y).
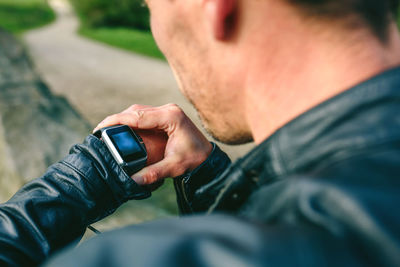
top-left (131, 159), bottom-right (175, 185)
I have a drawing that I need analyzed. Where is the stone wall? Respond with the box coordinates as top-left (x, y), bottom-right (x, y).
top-left (0, 29), bottom-right (91, 202)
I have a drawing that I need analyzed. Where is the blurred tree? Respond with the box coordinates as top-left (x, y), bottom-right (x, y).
top-left (0, 0), bottom-right (55, 34)
top-left (70, 0), bottom-right (150, 31)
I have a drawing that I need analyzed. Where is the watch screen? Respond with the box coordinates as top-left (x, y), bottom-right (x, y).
top-left (108, 127), bottom-right (146, 162)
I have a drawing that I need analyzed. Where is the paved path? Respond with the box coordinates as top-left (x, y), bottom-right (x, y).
top-left (22, 0), bottom-right (254, 233)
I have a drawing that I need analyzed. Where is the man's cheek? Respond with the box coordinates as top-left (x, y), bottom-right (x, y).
top-left (150, 17), bottom-right (168, 54)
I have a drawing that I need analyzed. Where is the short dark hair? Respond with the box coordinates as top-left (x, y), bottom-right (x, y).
top-left (289, 0), bottom-right (399, 41)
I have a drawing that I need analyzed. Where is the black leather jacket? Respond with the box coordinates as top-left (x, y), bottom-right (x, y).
top-left (1, 67), bottom-right (400, 266)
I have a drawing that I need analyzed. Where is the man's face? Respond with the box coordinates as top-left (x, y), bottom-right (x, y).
top-left (145, 0), bottom-right (253, 144)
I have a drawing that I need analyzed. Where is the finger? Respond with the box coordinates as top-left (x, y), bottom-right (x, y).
top-left (94, 112), bottom-right (145, 132)
top-left (93, 111), bottom-right (143, 132)
top-left (95, 105), bottom-right (185, 134)
top-left (121, 104), bottom-right (153, 114)
top-left (132, 104), bottom-right (186, 132)
top-left (94, 107), bottom-right (158, 131)
top-left (93, 105), bottom-right (153, 132)
top-left (131, 158), bottom-right (184, 185)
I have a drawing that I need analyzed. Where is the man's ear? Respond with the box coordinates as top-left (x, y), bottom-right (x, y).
top-left (205, 0), bottom-right (237, 40)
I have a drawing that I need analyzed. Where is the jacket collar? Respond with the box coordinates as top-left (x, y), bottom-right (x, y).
top-left (235, 66), bottom-right (400, 184)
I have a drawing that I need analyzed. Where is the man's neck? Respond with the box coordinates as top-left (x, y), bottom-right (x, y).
top-left (245, 23), bottom-right (400, 144)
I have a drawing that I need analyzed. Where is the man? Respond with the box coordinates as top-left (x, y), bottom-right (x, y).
top-left (0, 0), bottom-right (400, 266)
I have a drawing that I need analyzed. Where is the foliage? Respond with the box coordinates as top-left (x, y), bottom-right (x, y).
top-left (145, 179), bottom-right (178, 215)
top-left (79, 26), bottom-right (164, 59)
top-left (70, 0), bottom-right (150, 31)
top-left (398, 5), bottom-right (400, 28)
top-left (70, 0), bottom-right (161, 59)
top-left (0, 0), bottom-right (55, 34)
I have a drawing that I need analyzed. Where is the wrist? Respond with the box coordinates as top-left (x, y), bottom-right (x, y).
top-left (191, 141), bottom-right (214, 171)
top-left (174, 143), bottom-right (231, 213)
top-left (91, 128), bottom-right (151, 199)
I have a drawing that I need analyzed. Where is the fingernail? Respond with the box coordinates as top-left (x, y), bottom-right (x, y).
top-left (132, 175), bottom-right (144, 185)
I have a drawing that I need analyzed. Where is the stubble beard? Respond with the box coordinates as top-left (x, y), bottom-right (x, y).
top-left (172, 56), bottom-right (253, 145)
top-left (190, 97), bottom-right (253, 145)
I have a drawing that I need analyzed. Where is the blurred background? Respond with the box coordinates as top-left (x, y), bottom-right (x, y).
top-left (0, 0), bottom-right (255, 237)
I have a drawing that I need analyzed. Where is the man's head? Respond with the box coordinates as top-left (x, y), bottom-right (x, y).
top-left (145, 0), bottom-right (400, 144)
top-left (289, 0), bottom-right (399, 41)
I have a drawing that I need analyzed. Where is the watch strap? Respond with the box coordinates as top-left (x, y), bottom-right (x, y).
top-left (93, 127), bottom-right (147, 176)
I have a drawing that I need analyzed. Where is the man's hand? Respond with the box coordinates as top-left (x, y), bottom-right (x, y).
top-left (94, 104), bottom-right (213, 185)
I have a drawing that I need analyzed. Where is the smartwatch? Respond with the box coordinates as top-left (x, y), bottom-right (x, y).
top-left (94, 125), bottom-right (148, 176)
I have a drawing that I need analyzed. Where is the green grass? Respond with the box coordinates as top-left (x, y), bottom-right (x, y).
top-left (142, 179), bottom-right (178, 215)
top-left (397, 5), bottom-right (400, 28)
top-left (0, 0), bottom-right (55, 34)
top-left (79, 26), bottom-right (165, 60)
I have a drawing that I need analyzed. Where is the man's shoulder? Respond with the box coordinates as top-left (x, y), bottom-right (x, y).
top-left (242, 140), bottom-right (400, 247)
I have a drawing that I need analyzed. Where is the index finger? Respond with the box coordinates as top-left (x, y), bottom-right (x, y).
top-left (93, 105), bottom-right (155, 133)
top-left (94, 106), bottom-right (179, 134)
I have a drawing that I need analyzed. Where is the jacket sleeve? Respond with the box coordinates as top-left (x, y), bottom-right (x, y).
top-left (0, 135), bottom-right (149, 267)
top-left (174, 143), bottom-right (232, 214)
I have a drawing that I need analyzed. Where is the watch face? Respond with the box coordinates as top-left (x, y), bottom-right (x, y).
top-left (106, 126), bottom-right (147, 162)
